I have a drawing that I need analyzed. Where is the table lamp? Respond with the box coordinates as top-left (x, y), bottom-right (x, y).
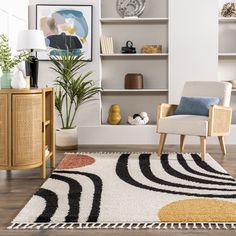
top-left (17, 30), bottom-right (46, 88)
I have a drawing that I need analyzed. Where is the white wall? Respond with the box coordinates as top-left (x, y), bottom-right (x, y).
top-left (0, 0), bottom-right (28, 54)
top-left (169, 0), bottom-right (218, 104)
top-left (29, 0), bottom-right (101, 127)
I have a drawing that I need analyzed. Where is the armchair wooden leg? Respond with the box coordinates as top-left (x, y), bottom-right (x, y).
top-left (158, 133), bottom-right (167, 157)
top-left (180, 135), bottom-right (186, 152)
top-left (200, 136), bottom-right (206, 161)
top-left (218, 136), bottom-right (226, 155)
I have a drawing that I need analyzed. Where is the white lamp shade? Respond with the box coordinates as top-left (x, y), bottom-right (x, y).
top-left (17, 30), bottom-right (46, 51)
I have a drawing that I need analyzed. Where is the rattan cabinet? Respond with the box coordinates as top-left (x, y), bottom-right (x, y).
top-left (0, 88), bottom-right (55, 178)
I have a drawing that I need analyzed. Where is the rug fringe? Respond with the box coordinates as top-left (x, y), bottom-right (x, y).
top-left (7, 222), bottom-right (236, 230)
top-left (64, 151), bottom-right (204, 156)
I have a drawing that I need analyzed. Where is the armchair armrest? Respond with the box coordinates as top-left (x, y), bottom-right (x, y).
top-left (157, 103), bottom-right (178, 120)
top-left (208, 105), bottom-right (232, 136)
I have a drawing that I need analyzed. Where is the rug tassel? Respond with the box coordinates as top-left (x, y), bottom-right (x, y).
top-left (59, 223), bottom-right (67, 229)
top-left (50, 223), bottom-right (59, 229)
top-left (201, 223), bottom-right (206, 229)
top-left (13, 223), bottom-right (23, 229)
top-left (192, 222), bottom-right (197, 229)
top-left (163, 223), bottom-right (168, 230)
top-left (7, 223), bottom-right (16, 230)
top-left (67, 223), bottom-right (74, 229)
top-left (208, 223), bottom-right (213, 230)
top-left (118, 223), bottom-right (126, 229)
top-left (155, 223), bottom-right (162, 229)
top-left (127, 223), bottom-right (132, 230)
top-left (111, 223), bottom-right (118, 229)
top-left (177, 223), bottom-right (182, 229)
top-left (215, 223), bottom-right (220, 230)
top-left (147, 223), bottom-right (155, 229)
top-left (222, 223), bottom-right (227, 230)
top-left (76, 223), bottom-right (82, 229)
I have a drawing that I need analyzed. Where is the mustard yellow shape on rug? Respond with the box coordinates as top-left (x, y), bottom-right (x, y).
top-left (158, 199), bottom-right (236, 222)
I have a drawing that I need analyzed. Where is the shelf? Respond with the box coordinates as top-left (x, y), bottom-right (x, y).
top-left (101, 124), bottom-right (156, 128)
top-left (45, 120), bottom-right (50, 126)
top-left (100, 53), bottom-right (168, 58)
top-left (218, 53), bottom-right (236, 57)
top-left (102, 89), bottom-right (168, 94)
top-left (232, 89), bottom-right (236, 92)
top-left (219, 17), bottom-right (236, 23)
top-left (100, 18), bottom-right (168, 24)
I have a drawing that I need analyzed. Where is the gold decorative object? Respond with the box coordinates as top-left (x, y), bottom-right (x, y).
top-left (221, 2), bottom-right (236, 17)
top-left (141, 45), bottom-right (162, 54)
top-left (107, 104), bottom-right (121, 125)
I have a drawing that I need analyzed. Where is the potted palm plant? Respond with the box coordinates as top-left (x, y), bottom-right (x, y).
top-left (50, 49), bottom-right (102, 150)
top-left (0, 34), bottom-right (29, 88)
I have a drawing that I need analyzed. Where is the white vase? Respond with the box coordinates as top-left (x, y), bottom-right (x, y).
top-left (11, 71), bottom-right (26, 89)
top-left (56, 126), bottom-right (78, 150)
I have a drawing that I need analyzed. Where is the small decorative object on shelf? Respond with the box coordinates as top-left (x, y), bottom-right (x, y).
top-left (116, 0), bottom-right (146, 18)
top-left (121, 41), bottom-right (136, 54)
top-left (101, 35), bottom-right (114, 54)
top-left (221, 2), bottom-right (236, 17)
top-left (128, 112), bottom-right (149, 125)
top-left (141, 45), bottom-right (162, 54)
top-left (107, 104), bottom-right (122, 125)
top-left (125, 73), bottom-right (143, 89)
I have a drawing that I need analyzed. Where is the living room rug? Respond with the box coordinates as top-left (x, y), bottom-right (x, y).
top-left (9, 152), bottom-right (236, 230)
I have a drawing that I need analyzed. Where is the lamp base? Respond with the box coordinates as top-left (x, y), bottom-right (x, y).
top-left (26, 56), bottom-right (39, 88)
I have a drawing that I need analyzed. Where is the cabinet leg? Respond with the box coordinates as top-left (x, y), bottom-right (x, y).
top-left (180, 135), bottom-right (186, 152)
top-left (51, 154), bottom-right (55, 169)
top-left (200, 136), bottom-right (206, 161)
top-left (41, 162), bottom-right (46, 179)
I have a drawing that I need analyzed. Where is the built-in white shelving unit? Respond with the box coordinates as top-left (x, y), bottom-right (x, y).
top-left (100, 18), bottom-right (168, 24)
top-left (100, 53), bottom-right (168, 57)
top-left (218, 1), bottom-right (236, 125)
top-left (99, 0), bottom-right (169, 126)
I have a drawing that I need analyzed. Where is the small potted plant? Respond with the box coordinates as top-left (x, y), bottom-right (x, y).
top-left (0, 34), bottom-right (29, 88)
top-left (50, 49), bottom-right (102, 150)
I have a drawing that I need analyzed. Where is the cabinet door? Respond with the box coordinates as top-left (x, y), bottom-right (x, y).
top-left (0, 94), bottom-right (9, 166)
top-left (12, 94), bottom-right (43, 167)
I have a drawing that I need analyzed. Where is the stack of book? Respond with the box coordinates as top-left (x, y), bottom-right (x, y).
top-left (101, 35), bottom-right (114, 54)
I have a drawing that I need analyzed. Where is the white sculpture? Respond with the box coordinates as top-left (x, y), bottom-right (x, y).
top-left (128, 112), bottom-right (149, 125)
top-left (11, 70), bottom-right (26, 89)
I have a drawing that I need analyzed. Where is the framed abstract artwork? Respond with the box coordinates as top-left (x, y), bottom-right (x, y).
top-left (36, 4), bottom-right (93, 61)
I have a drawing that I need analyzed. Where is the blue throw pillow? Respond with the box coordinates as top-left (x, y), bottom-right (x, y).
top-left (174, 96), bottom-right (220, 116)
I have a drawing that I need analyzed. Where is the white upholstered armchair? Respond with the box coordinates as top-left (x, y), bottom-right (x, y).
top-left (157, 81), bottom-right (232, 160)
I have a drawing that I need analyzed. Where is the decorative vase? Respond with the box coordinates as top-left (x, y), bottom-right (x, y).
top-left (0, 71), bottom-right (14, 89)
top-left (107, 104), bottom-right (122, 125)
top-left (56, 126), bottom-right (78, 150)
top-left (11, 71), bottom-right (27, 89)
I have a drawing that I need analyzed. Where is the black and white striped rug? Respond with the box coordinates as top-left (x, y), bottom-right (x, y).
top-left (9, 152), bottom-right (236, 230)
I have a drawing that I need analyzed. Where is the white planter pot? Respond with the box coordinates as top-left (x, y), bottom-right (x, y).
top-left (56, 127), bottom-right (78, 150)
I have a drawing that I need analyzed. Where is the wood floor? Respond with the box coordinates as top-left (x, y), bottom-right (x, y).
top-left (1, 145), bottom-right (236, 236)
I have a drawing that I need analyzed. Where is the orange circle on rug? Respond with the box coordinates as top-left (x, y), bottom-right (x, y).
top-left (57, 154), bottom-right (95, 169)
top-left (158, 199), bottom-right (236, 222)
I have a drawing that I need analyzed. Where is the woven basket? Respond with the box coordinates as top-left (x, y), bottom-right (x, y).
top-left (141, 45), bottom-right (162, 54)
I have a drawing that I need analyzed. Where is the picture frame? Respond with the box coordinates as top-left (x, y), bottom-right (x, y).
top-left (36, 4), bottom-right (93, 61)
